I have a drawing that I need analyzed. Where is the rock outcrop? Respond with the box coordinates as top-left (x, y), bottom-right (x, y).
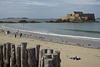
top-left (0, 20), bottom-right (41, 23)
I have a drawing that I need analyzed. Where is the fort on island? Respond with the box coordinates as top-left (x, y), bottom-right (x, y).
top-left (59, 11), bottom-right (95, 22)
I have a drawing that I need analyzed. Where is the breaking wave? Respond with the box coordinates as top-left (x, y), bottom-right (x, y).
top-left (64, 29), bottom-right (100, 34)
top-left (1, 25), bottom-right (100, 42)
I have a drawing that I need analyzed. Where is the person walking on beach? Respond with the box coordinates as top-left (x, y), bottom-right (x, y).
top-left (15, 33), bottom-right (17, 38)
top-left (16, 30), bottom-right (19, 35)
top-left (20, 33), bottom-right (22, 38)
top-left (17, 30), bottom-right (19, 33)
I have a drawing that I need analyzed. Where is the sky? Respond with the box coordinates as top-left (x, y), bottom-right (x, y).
top-left (0, 0), bottom-right (100, 18)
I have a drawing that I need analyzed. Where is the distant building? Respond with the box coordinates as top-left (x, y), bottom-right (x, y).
top-left (60, 11), bottom-right (95, 22)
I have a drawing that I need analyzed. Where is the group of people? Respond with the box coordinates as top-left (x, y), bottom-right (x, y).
top-left (15, 30), bottom-right (22, 38)
top-left (5, 31), bottom-right (10, 34)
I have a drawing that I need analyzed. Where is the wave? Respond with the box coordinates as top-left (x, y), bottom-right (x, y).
top-left (1, 25), bottom-right (100, 42)
top-left (64, 29), bottom-right (100, 34)
top-left (1, 25), bottom-right (18, 31)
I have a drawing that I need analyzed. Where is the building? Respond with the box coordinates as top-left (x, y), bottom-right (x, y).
top-left (60, 11), bottom-right (95, 22)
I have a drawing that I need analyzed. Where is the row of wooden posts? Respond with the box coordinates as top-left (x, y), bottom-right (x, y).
top-left (0, 42), bottom-right (61, 67)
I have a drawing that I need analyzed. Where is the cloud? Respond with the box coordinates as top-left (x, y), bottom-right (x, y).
top-left (0, 0), bottom-right (58, 7)
top-left (25, 1), bottom-right (58, 7)
top-left (60, 0), bottom-right (100, 5)
top-left (0, 0), bottom-right (100, 8)
top-left (0, 0), bottom-right (100, 18)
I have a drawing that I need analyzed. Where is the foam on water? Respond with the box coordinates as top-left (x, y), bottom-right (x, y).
top-left (1, 25), bottom-right (100, 42)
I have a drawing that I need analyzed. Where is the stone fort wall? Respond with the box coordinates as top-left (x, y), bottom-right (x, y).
top-left (60, 11), bottom-right (95, 22)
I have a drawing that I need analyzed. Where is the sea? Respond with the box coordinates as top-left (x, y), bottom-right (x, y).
top-left (0, 18), bottom-right (100, 40)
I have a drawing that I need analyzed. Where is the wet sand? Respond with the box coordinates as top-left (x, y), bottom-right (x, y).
top-left (0, 28), bottom-right (100, 67)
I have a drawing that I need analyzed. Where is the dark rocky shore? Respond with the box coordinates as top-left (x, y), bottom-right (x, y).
top-left (0, 20), bottom-right (41, 23)
top-left (46, 19), bottom-right (99, 23)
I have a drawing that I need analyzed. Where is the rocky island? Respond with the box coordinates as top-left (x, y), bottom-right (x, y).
top-left (4, 17), bottom-right (29, 19)
top-left (47, 11), bottom-right (97, 23)
top-left (0, 20), bottom-right (41, 23)
top-left (60, 11), bottom-right (95, 22)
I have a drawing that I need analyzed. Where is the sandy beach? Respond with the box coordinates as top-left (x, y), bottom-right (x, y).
top-left (0, 0), bottom-right (100, 66)
top-left (0, 32), bottom-right (100, 67)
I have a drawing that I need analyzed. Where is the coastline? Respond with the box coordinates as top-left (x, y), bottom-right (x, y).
top-left (0, 27), bottom-right (100, 49)
top-left (0, 20), bottom-right (41, 23)
top-left (0, 28), bottom-right (100, 67)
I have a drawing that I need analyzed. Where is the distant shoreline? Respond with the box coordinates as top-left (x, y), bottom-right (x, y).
top-left (46, 20), bottom-right (99, 23)
top-left (0, 20), bottom-right (41, 23)
top-left (0, 18), bottom-right (99, 23)
top-left (3, 17), bottom-right (29, 19)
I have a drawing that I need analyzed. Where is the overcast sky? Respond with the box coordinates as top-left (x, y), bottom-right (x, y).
top-left (0, 0), bottom-right (100, 18)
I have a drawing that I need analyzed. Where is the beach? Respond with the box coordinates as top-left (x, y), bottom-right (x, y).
top-left (0, 31), bottom-right (100, 67)
top-left (0, 0), bottom-right (100, 67)
top-left (1, 27), bottom-right (100, 49)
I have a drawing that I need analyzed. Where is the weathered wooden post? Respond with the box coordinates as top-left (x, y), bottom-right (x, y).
top-left (3, 44), bottom-right (6, 63)
top-left (43, 50), bottom-right (53, 67)
top-left (5, 43), bottom-right (11, 67)
top-left (41, 49), bottom-right (47, 58)
top-left (21, 42), bottom-right (27, 67)
top-left (40, 49), bottom-right (46, 67)
top-left (52, 54), bottom-right (58, 67)
top-left (55, 51), bottom-right (61, 67)
top-left (44, 59), bottom-right (53, 67)
top-left (47, 49), bottom-right (53, 54)
top-left (10, 44), bottom-right (16, 67)
top-left (44, 54), bottom-right (52, 59)
top-left (0, 44), bottom-right (3, 67)
top-left (36, 45), bottom-right (40, 67)
top-left (40, 57), bottom-right (44, 67)
top-left (40, 49), bottom-right (54, 67)
top-left (16, 45), bottom-right (21, 67)
top-left (25, 49), bottom-right (28, 66)
top-left (28, 48), bottom-right (36, 67)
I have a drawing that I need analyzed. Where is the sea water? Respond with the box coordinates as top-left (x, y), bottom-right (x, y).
top-left (0, 19), bottom-right (100, 40)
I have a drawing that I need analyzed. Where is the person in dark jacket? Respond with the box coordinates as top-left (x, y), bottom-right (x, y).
top-left (15, 33), bottom-right (17, 38)
top-left (20, 33), bottom-right (22, 38)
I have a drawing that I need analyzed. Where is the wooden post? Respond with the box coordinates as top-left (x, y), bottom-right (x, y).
top-left (25, 49), bottom-right (28, 66)
top-left (36, 45), bottom-right (40, 67)
top-left (40, 57), bottom-right (44, 67)
top-left (10, 44), bottom-right (16, 67)
top-left (44, 54), bottom-right (52, 59)
top-left (28, 48), bottom-right (36, 67)
top-left (16, 45), bottom-right (21, 67)
top-left (41, 49), bottom-right (47, 58)
top-left (44, 59), bottom-right (53, 67)
top-left (3, 44), bottom-right (6, 63)
top-left (5, 43), bottom-right (11, 67)
top-left (52, 54), bottom-right (58, 67)
top-left (21, 42), bottom-right (27, 67)
top-left (55, 51), bottom-right (61, 67)
top-left (0, 44), bottom-right (3, 67)
top-left (47, 49), bottom-right (53, 54)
